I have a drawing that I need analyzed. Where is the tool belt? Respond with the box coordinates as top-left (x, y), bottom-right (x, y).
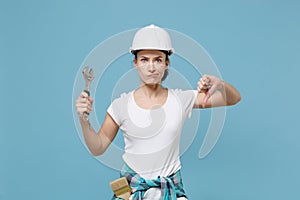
top-left (110, 164), bottom-right (187, 200)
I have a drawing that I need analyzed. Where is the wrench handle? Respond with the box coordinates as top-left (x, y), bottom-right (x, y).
top-left (82, 90), bottom-right (90, 121)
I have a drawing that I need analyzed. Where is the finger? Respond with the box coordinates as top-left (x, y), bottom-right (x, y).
top-left (197, 80), bottom-right (201, 86)
top-left (198, 83), bottom-right (207, 93)
top-left (88, 97), bottom-right (94, 104)
top-left (84, 105), bottom-right (93, 113)
top-left (76, 102), bottom-right (90, 108)
top-left (201, 78), bottom-right (207, 86)
top-left (76, 103), bottom-right (88, 110)
top-left (205, 75), bottom-right (211, 82)
top-left (202, 83), bottom-right (218, 107)
top-left (202, 92), bottom-right (211, 108)
top-left (200, 82), bottom-right (210, 90)
top-left (203, 79), bottom-right (211, 87)
top-left (206, 83), bottom-right (212, 89)
top-left (77, 107), bottom-right (88, 115)
top-left (202, 74), bottom-right (211, 82)
top-left (76, 97), bottom-right (88, 104)
top-left (80, 101), bottom-right (93, 110)
top-left (202, 76), bottom-right (209, 84)
top-left (197, 82), bottom-right (203, 91)
top-left (77, 93), bottom-right (89, 104)
top-left (80, 92), bottom-right (88, 98)
top-left (207, 84), bottom-right (217, 96)
top-left (200, 89), bottom-right (208, 95)
top-left (202, 84), bottom-right (218, 107)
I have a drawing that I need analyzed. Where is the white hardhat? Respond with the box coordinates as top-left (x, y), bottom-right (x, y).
top-left (130, 24), bottom-right (174, 55)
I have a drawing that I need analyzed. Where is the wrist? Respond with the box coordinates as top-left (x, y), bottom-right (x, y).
top-left (217, 80), bottom-right (225, 90)
top-left (79, 114), bottom-right (90, 124)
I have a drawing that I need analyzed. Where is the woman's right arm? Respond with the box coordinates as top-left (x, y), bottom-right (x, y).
top-left (76, 92), bottom-right (119, 156)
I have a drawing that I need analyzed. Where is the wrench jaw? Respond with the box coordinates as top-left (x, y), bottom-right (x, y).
top-left (82, 67), bottom-right (95, 94)
top-left (81, 66), bottom-right (95, 121)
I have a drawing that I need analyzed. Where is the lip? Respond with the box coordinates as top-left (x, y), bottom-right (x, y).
top-left (148, 74), bottom-right (159, 78)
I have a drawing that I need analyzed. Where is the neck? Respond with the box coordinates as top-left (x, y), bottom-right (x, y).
top-left (137, 83), bottom-right (165, 98)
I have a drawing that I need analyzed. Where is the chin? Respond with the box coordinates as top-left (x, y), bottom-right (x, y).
top-left (144, 80), bottom-right (161, 85)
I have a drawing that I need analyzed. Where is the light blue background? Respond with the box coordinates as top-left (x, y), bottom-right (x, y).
top-left (1, 0), bottom-right (299, 199)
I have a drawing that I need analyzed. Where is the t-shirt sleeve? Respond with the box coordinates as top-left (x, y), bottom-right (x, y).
top-left (107, 101), bottom-right (121, 126)
top-left (173, 89), bottom-right (198, 119)
top-left (106, 93), bottom-right (127, 126)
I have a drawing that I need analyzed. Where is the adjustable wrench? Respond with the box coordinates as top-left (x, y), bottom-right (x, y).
top-left (81, 66), bottom-right (94, 121)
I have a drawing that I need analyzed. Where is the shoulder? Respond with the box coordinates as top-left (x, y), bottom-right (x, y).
top-left (111, 91), bottom-right (133, 103)
top-left (108, 91), bottom-right (133, 112)
top-left (107, 91), bottom-right (133, 119)
top-left (169, 89), bottom-right (198, 109)
top-left (169, 88), bottom-right (197, 98)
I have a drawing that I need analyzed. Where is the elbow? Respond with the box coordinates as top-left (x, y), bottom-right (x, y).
top-left (89, 145), bottom-right (105, 156)
top-left (88, 140), bottom-right (106, 156)
top-left (235, 94), bottom-right (242, 105)
top-left (91, 149), bottom-right (104, 156)
top-left (228, 94), bottom-right (242, 106)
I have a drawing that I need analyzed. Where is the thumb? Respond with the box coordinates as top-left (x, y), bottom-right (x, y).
top-left (202, 92), bottom-right (210, 108)
top-left (202, 84), bottom-right (217, 108)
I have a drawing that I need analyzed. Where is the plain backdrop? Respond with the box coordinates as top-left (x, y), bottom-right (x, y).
top-left (1, 0), bottom-right (299, 199)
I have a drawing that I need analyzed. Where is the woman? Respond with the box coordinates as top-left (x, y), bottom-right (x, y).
top-left (76, 24), bottom-right (241, 200)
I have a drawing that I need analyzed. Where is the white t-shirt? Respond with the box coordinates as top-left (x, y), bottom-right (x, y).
top-left (107, 89), bottom-right (197, 199)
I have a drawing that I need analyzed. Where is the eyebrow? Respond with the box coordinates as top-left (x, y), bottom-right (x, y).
top-left (140, 56), bottom-right (163, 59)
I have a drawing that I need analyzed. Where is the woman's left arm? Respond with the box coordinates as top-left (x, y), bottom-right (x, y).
top-left (193, 74), bottom-right (241, 108)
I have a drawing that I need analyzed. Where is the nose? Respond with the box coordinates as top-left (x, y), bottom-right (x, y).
top-left (147, 62), bottom-right (156, 72)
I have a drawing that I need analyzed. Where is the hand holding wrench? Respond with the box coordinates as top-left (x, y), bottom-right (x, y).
top-left (81, 66), bottom-right (94, 121)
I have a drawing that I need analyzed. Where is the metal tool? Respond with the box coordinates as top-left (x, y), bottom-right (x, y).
top-left (81, 66), bottom-right (94, 121)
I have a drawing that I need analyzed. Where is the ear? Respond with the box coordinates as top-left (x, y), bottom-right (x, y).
top-left (165, 60), bottom-right (169, 68)
top-left (133, 59), bottom-right (138, 68)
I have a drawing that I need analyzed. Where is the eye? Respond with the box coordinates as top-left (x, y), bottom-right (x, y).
top-left (140, 58), bottom-right (148, 62)
top-left (155, 58), bottom-right (162, 63)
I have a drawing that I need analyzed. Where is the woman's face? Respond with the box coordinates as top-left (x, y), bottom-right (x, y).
top-left (134, 50), bottom-right (169, 85)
